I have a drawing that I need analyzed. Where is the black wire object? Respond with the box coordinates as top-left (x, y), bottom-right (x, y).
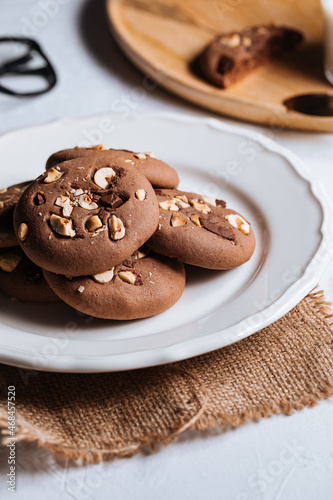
top-left (0, 37), bottom-right (57, 97)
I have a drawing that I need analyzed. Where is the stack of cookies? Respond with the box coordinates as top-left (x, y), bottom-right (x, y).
top-left (0, 146), bottom-right (255, 320)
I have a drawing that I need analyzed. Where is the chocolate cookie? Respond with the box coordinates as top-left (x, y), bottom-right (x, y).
top-left (45, 146), bottom-right (179, 189)
top-left (147, 189), bottom-right (255, 269)
top-left (0, 181), bottom-right (31, 248)
top-left (14, 157), bottom-right (159, 276)
top-left (0, 247), bottom-right (59, 302)
top-left (43, 250), bottom-right (186, 320)
top-left (199, 25), bottom-right (303, 88)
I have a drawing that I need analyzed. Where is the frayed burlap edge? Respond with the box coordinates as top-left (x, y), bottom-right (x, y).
top-left (0, 365), bottom-right (209, 463)
top-left (1, 291), bottom-right (333, 464)
top-left (193, 289), bottom-right (333, 431)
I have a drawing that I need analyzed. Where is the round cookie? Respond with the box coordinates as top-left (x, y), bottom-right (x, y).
top-left (147, 189), bottom-right (255, 270)
top-left (45, 146), bottom-right (179, 189)
top-left (0, 247), bottom-right (59, 302)
top-left (0, 181), bottom-right (31, 248)
top-left (43, 250), bottom-right (186, 320)
top-left (14, 157), bottom-right (159, 276)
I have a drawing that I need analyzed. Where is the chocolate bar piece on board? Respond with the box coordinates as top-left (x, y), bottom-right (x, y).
top-left (199, 25), bottom-right (303, 88)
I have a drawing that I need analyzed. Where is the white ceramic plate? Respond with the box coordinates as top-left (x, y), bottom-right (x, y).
top-left (0, 113), bottom-right (332, 373)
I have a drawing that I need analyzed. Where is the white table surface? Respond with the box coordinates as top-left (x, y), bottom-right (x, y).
top-left (1, 1), bottom-right (333, 499)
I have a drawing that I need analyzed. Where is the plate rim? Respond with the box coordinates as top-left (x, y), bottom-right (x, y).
top-left (0, 112), bottom-right (332, 373)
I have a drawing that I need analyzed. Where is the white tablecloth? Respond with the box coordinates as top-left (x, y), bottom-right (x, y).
top-left (1, 1), bottom-right (333, 498)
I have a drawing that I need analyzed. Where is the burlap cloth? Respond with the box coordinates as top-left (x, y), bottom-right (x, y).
top-left (1, 290), bottom-right (333, 463)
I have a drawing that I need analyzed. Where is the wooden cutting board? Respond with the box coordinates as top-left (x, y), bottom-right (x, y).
top-left (106, 0), bottom-right (333, 132)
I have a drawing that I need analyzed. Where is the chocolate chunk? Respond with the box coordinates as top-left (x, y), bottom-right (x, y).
top-left (216, 199), bottom-right (226, 208)
top-left (34, 192), bottom-right (45, 206)
top-left (199, 216), bottom-right (235, 241)
top-left (100, 193), bottom-right (123, 209)
top-left (217, 56), bottom-right (234, 75)
top-left (135, 276), bottom-right (143, 286)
